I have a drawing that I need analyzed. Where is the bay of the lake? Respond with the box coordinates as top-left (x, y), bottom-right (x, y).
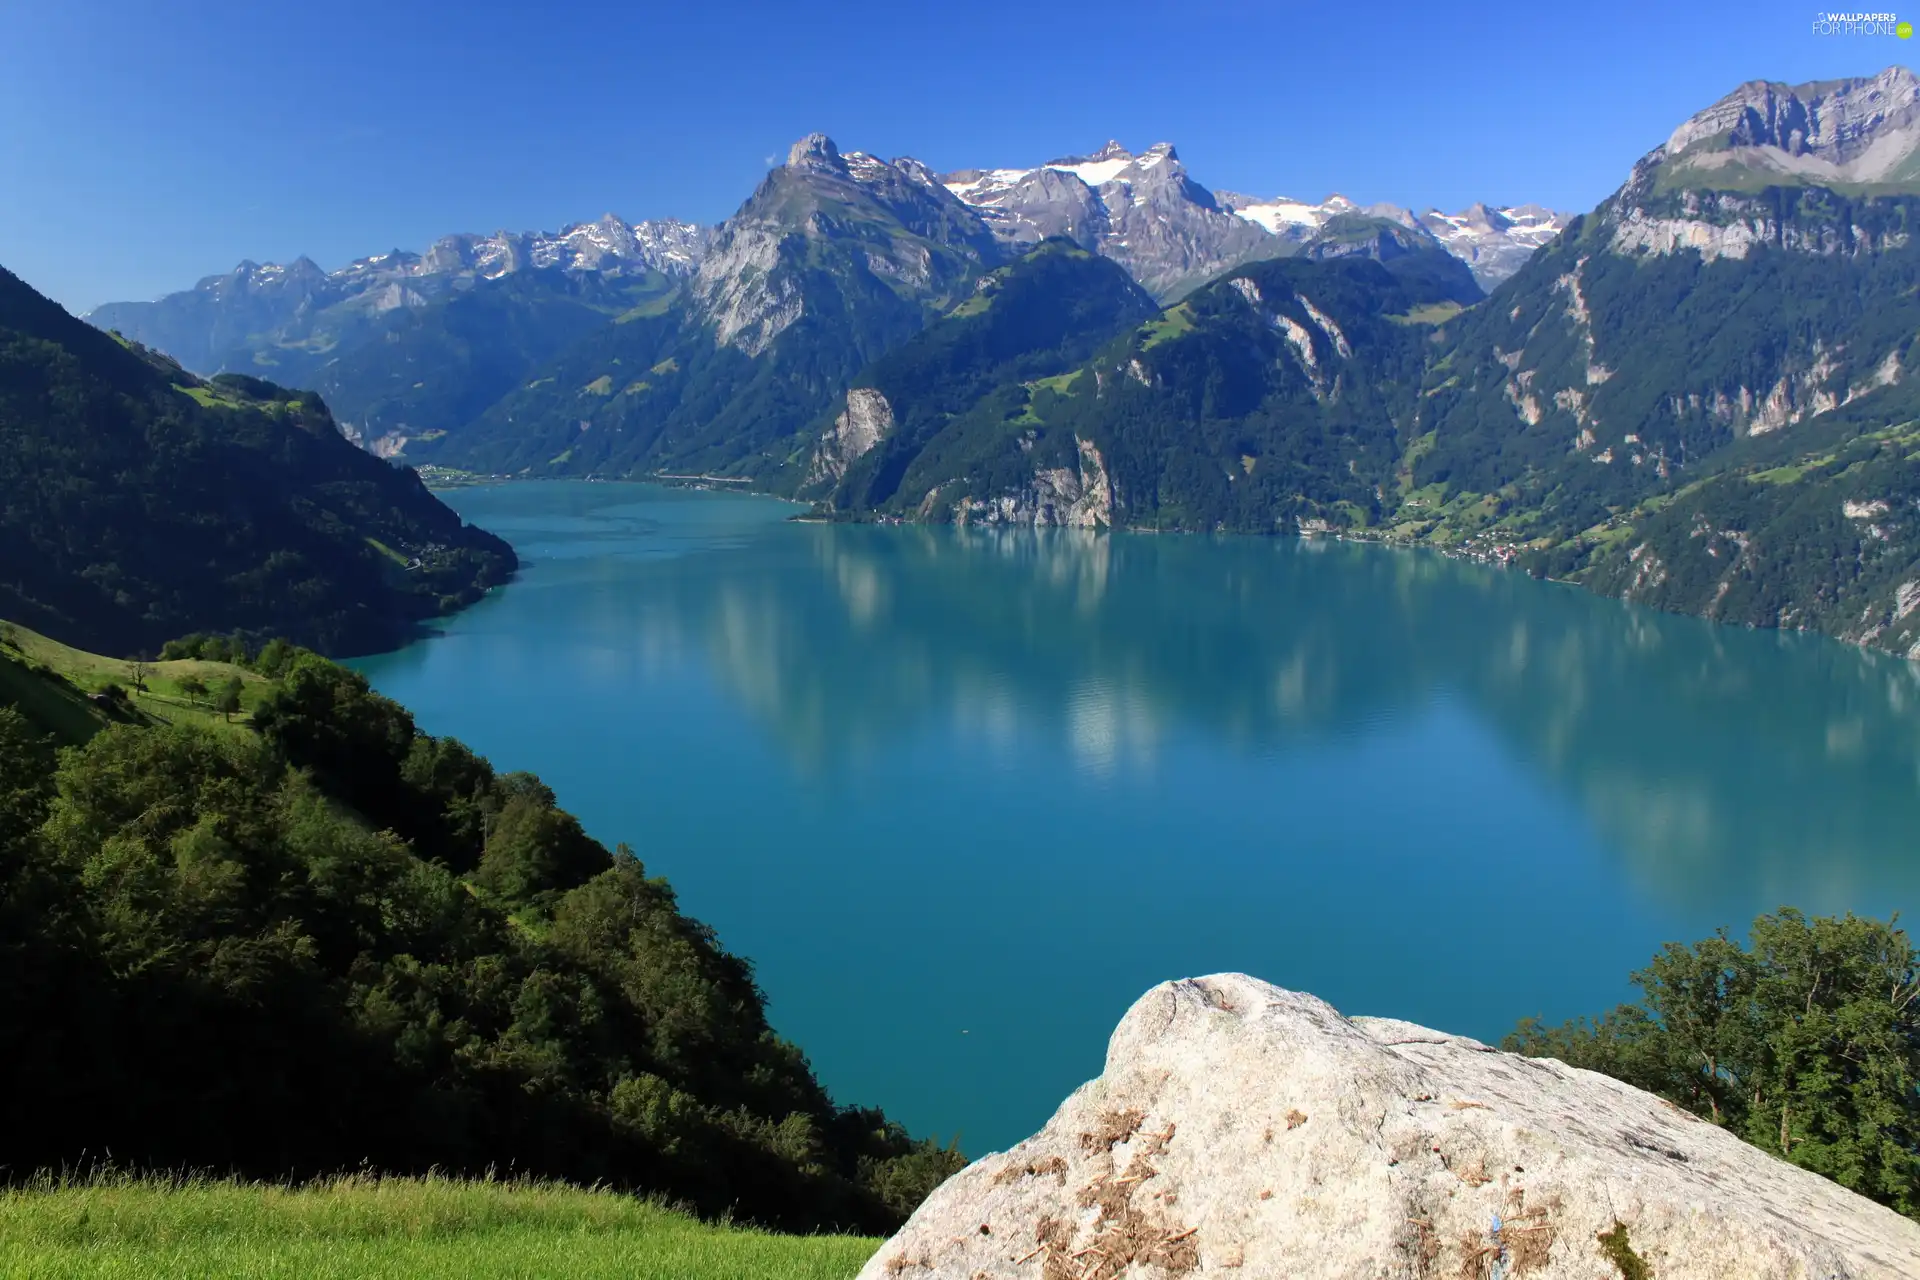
top-left (351, 480), bottom-right (1920, 1157)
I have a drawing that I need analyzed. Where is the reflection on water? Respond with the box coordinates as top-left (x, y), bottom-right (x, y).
top-left (357, 482), bottom-right (1920, 1154)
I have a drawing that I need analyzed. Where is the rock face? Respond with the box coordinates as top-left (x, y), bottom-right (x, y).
top-left (1657, 66), bottom-right (1920, 191)
top-left (863, 974), bottom-right (1920, 1279)
top-left (808, 388), bottom-right (894, 484)
top-left (690, 134), bottom-right (999, 356)
top-left (951, 437), bottom-right (1114, 529)
top-left (1416, 203), bottom-right (1569, 290)
top-left (942, 142), bottom-right (1277, 301)
top-left (947, 145), bottom-right (1569, 297)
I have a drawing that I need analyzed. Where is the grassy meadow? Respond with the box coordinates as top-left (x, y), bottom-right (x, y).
top-left (0, 620), bottom-right (270, 743)
top-left (0, 1175), bottom-right (882, 1279)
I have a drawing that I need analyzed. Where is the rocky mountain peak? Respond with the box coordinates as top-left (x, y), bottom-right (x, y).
top-left (888, 155), bottom-right (943, 189)
top-left (1456, 201), bottom-right (1501, 228)
top-left (1651, 64), bottom-right (1920, 192)
top-left (1088, 139), bottom-right (1131, 162)
top-left (786, 132), bottom-right (843, 171)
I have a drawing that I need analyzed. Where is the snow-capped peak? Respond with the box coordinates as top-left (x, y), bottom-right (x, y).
top-left (1217, 192), bottom-right (1358, 236)
top-left (940, 141), bottom-right (1186, 204)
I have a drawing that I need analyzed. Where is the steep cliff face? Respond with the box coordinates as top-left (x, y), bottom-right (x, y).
top-left (1655, 66), bottom-right (1920, 193)
top-left (807, 388), bottom-right (895, 485)
top-left (943, 142), bottom-right (1291, 301)
top-left (863, 975), bottom-right (1920, 1279)
top-left (1410, 68), bottom-right (1920, 571)
top-left (947, 144), bottom-right (1568, 297)
top-left (950, 437), bottom-right (1114, 529)
top-left (691, 133), bottom-right (999, 358)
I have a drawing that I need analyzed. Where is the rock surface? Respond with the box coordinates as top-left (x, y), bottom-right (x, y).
top-left (807, 388), bottom-right (894, 484)
top-left (861, 973), bottom-right (1920, 1279)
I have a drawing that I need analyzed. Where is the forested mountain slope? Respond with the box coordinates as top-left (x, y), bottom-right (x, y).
top-left (0, 265), bottom-right (515, 658)
top-left (815, 242), bottom-right (1475, 531)
top-left (805, 240), bottom-right (1158, 517)
top-left (1405, 68), bottom-right (1920, 653)
top-left (819, 67), bottom-right (1920, 657)
top-left (0, 637), bottom-right (961, 1230)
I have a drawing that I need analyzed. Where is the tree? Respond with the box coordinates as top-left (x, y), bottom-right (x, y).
top-left (178, 675), bottom-right (208, 706)
top-left (125, 657), bottom-right (153, 692)
top-left (213, 677), bottom-right (243, 722)
top-left (253, 638), bottom-right (298, 679)
top-left (1507, 910), bottom-right (1920, 1218)
top-left (1, 664), bottom-right (960, 1233)
top-left (0, 707), bottom-right (52, 850)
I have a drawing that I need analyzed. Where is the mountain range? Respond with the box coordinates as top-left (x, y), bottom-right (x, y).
top-left (86, 139), bottom-right (1563, 401)
top-left (66, 65), bottom-right (1920, 659)
top-left (804, 66), bottom-right (1920, 658)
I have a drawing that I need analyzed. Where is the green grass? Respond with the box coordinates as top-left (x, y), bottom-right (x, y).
top-left (172, 383), bottom-right (244, 410)
top-left (0, 619), bottom-right (271, 739)
top-left (1026, 371), bottom-right (1085, 397)
top-left (365, 537), bottom-right (411, 568)
top-left (614, 295), bottom-right (676, 323)
top-left (1388, 302), bottom-right (1465, 326)
top-left (0, 1174), bottom-right (881, 1280)
top-left (948, 291), bottom-right (994, 318)
top-left (0, 646), bottom-right (109, 745)
top-left (1140, 304), bottom-right (1195, 349)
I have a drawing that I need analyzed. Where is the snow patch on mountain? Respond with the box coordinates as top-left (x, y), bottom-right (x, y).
top-left (942, 139), bottom-right (1567, 293)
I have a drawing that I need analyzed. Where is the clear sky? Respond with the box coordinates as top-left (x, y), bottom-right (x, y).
top-left (1, 0), bottom-right (1911, 312)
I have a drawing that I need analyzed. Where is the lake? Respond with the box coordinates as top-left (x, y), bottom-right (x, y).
top-left (352, 480), bottom-right (1920, 1156)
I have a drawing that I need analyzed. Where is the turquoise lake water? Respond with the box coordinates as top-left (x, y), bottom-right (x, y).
top-left (352, 480), bottom-right (1920, 1157)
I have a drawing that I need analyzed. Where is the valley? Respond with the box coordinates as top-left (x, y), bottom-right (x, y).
top-left (82, 67), bottom-right (1920, 660)
top-left (10, 27), bottom-right (1920, 1271)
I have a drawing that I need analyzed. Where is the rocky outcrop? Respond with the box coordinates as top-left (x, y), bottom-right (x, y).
top-left (1658, 66), bottom-right (1920, 190)
top-left (1611, 190), bottom-right (1914, 261)
top-left (807, 388), bottom-right (893, 485)
top-left (952, 438), bottom-right (1113, 528)
top-left (863, 974), bottom-right (1920, 1279)
top-left (942, 142), bottom-right (1290, 301)
top-left (1417, 203), bottom-right (1568, 290)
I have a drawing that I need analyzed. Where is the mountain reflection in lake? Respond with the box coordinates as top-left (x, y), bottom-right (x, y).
top-left (356, 482), bottom-right (1920, 1155)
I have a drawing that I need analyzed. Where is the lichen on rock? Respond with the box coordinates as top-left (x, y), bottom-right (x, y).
top-left (860, 974), bottom-right (1920, 1278)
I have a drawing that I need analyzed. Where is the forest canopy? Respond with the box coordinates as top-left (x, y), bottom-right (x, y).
top-left (0, 644), bottom-right (961, 1232)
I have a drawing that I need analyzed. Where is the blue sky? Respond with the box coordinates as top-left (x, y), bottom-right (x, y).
top-left (1, 0), bottom-right (1912, 311)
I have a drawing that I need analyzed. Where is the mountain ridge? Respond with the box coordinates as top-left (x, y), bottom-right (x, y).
top-left (0, 262), bottom-right (516, 657)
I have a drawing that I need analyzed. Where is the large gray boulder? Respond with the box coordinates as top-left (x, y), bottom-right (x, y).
top-left (861, 973), bottom-right (1920, 1279)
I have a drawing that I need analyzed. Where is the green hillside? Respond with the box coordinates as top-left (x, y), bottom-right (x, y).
top-left (0, 626), bottom-right (963, 1236)
top-left (0, 265), bottom-right (517, 658)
